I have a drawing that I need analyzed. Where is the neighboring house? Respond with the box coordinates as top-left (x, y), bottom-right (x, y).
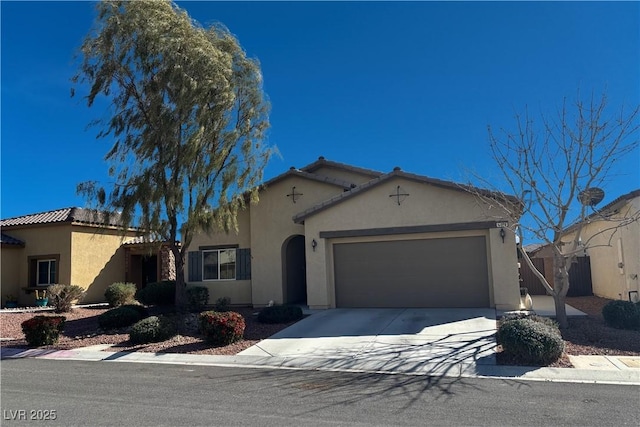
top-left (562, 189), bottom-right (640, 302)
top-left (0, 208), bottom-right (174, 306)
top-left (187, 157), bottom-right (521, 310)
top-left (520, 244), bottom-right (593, 297)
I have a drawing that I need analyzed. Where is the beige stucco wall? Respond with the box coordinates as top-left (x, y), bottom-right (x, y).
top-left (70, 227), bottom-right (132, 303)
top-left (250, 177), bottom-right (347, 306)
top-left (1, 246), bottom-right (24, 306)
top-left (1, 224), bottom-right (135, 305)
top-left (0, 224), bottom-right (73, 305)
top-left (302, 177), bottom-right (520, 310)
top-left (186, 208), bottom-right (253, 305)
top-left (564, 197), bottom-right (640, 301)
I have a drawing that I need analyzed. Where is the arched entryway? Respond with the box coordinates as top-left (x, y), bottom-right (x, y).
top-left (282, 235), bottom-right (307, 305)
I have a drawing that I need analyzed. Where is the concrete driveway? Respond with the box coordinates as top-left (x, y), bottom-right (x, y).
top-left (239, 308), bottom-right (497, 373)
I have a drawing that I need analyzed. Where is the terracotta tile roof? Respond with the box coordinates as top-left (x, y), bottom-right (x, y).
top-left (0, 233), bottom-right (25, 246)
top-left (122, 236), bottom-right (177, 246)
top-left (0, 207), bottom-right (125, 228)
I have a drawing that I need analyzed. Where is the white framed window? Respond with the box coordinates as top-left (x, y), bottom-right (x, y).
top-left (203, 249), bottom-right (236, 281)
top-left (37, 259), bottom-right (57, 285)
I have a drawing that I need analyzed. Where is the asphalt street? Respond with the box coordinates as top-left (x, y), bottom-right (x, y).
top-left (1, 359), bottom-right (638, 426)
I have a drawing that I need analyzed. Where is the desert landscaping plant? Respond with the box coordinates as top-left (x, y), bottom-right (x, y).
top-left (47, 284), bottom-right (86, 313)
top-left (500, 312), bottom-right (559, 329)
top-left (214, 296), bottom-right (231, 312)
top-left (129, 316), bottom-right (177, 345)
top-left (198, 311), bottom-right (246, 346)
top-left (257, 305), bottom-right (304, 324)
top-left (98, 306), bottom-right (145, 330)
top-left (120, 303), bottom-right (149, 318)
top-left (105, 282), bottom-right (137, 307)
top-left (186, 286), bottom-right (209, 311)
top-left (602, 300), bottom-right (640, 330)
top-left (21, 315), bottom-right (66, 347)
top-left (497, 317), bottom-right (565, 366)
top-left (136, 281), bottom-right (176, 306)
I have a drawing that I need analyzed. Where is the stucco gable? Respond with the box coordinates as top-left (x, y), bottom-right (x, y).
top-left (293, 167), bottom-right (516, 224)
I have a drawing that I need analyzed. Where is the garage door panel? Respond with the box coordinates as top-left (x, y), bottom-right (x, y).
top-left (334, 236), bottom-right (489, 308)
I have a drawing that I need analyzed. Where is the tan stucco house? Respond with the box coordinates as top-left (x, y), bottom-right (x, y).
top-left (563, 189), bottom-right (640, 302)
top-left (1, 208), bottom-right (174, 306)
top-left (187, 157), bottom-right (521, 310)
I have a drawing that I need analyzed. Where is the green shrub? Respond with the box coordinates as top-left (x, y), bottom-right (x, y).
top-left (129, 316), bottom-right (176, 344)
top-left (120, 303), bottom-right (149, 318)
top-left (602, 300), bottom-right (640, 330)
top-left (257, 305), bottom-right (304, 324)
top-left (136, 281), bottom-right (176, 306)
top-left (98, 306), bottom-right (143, 330)
top-left (47, 284), bottom-right (85, 313)
top-left (500, 312), bottom-right (559, 329)
top-left (21, 315), bottom-right (66, 347)
top-left (497, 318), bottom-right (565, 366)
top-left (105, 282), bottom-right (137, 307)
top-left (214, 296), bottom-right (231, 312)
top-left (186, 286), bottom-right (209, 311)
top-left (198, 311), bottom-right (245, 345)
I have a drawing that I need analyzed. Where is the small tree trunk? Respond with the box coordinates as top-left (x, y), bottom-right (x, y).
top-left (552, 253), bottom-right (570, 329)
top-left (553, 294), bottom-right (568, 329)
top-left (172, 245), bottom-right (187, 312)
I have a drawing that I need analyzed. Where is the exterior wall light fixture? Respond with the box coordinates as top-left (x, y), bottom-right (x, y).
top-left (500, 228), bottom-right (506, 243)
top-left (311, 239), bottom-right (317, 252)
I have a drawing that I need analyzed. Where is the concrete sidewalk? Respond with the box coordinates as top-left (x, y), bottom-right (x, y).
top-left (1, 346), bottom-right (638, 386)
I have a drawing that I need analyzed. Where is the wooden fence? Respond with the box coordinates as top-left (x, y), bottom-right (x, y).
top-left (519, 256), bottom-right (593, 297)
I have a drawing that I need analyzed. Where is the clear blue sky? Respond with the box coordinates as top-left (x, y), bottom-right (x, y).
top-left (2, 1), bottom-right (639, 222)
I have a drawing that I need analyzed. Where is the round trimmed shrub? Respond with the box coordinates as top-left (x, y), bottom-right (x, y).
top-left (214, 296), bottom-right (231, 312)
top-left (497, 318), bottom-right (565, 366)
top-left (136, 281), bottom-right (176, 306)
top-left (257, 305), bottom-right (303, 324)
top-left (120, 303), bottom-right (149, 318)
top-left (21, 315), bottom-right (66, 347)
top-left (198, 311), bottom-right (245, 345)
top-left (105, 282), bottom-right (137, 307)
top-left (98, 306), bottom-right (144, 330)
top-left (602, 300), bottom-right (640, 330)
top-left (186, 286), bottom-right (209, 311)
top-left (500, 312), bottom-right (559, 329)
top-left (129, 316), bottom-right (176, 344)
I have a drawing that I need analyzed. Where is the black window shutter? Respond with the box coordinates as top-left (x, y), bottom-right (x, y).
top-left (236, 248), bottom-right (251, 280)
top-left (188, 251), bottom-right (202, 281)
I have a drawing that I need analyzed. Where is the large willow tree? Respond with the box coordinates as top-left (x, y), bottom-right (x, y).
top-left (73, 0), bottom-right (271, 307)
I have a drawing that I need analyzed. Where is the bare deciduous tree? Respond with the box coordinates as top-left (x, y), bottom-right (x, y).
top-left (473, 93), bottom-right (638, 328)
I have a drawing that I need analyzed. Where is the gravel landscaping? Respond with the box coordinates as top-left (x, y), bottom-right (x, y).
top-left (0, 306), bottom-right (297, 355)
top-left (2, 296), bottom-right (638, 366)
top-left (497, 296), bottom-right (640, 367)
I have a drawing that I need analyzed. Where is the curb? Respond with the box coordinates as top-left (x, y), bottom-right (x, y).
top-left (2, 346), bottom-right (639, 386)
